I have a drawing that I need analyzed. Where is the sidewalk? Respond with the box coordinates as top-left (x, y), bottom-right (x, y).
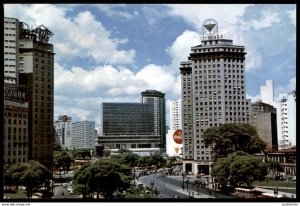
top-left (175, 188), bottom-right (215, 199)
top-left (255, 186), bottom-right (296, 198)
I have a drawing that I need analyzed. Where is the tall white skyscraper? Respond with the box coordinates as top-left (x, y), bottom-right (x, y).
top-left (166, 99), bottom-right (183, 157)
top-left (54, 115), bottom-right (73, 149)
top-left (180, 19), bottom-right (250, 175)
top-left (170, 99), bottom-right (182, 130)
top-left (260, 80), bottom-right (276, 107)
top-left (277, 91), bottom-right (296, 149)
top-left (71, 121), bottom-right (96, 149)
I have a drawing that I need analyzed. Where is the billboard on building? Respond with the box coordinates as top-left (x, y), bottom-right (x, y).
top-left (173, 129), bottom-right (182, 144)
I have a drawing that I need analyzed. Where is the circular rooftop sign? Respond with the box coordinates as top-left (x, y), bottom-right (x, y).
top-left (203, 19), bottom-right (218, 35)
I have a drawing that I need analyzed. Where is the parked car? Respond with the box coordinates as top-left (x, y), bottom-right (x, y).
top-left (62, 183), bottom-right (67, 188)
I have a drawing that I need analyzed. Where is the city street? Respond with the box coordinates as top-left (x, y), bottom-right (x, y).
top-left (52, 172), bottom-right (81, 199)
top-left (139, 174), bottom-right (233, 199)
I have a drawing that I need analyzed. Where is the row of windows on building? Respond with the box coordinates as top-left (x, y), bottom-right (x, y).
top-left (194, 64), bottom-right (244, 70)
top-left (4, 39), bottom-right (16, 42)
top-left (193, 47), bottom-right (245, 53)
top-left (4, 46), bottom-right (16, 49)
top-left (4, 34), bottom-right (16, 36)
top-left (193, 58), bottom-right (244, 63)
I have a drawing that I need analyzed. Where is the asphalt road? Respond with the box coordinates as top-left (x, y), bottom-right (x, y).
top-left (139, 174), bottom-right (233, 199)
top-left (52, 172), bottom-right (81, 199)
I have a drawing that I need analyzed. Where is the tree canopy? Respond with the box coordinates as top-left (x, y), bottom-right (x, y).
top-left (211, 151), bottom-right (268, 190)
top-left (202, 123), bottom-right (267, 159)
top-left (4, 161), bottom-right (51, 198)
top-left (53, 150), bottom-right (74, 173)
top-left (73, 158), bottom-right (132, 199)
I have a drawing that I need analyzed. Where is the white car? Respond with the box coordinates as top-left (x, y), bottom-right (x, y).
top-left (62, 183), bottom-right (67, 188)
top-left (68, 186), bottom-right (73, 192)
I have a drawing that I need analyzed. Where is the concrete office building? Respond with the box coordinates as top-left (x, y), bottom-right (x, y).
top-left (71, 121), bottom-right (96, 150)
top-left (170, 99), bottom-right (182, 131)
top-left (54, 115), bottom-right (73, 150)
top-left (98, 103), bottom-right (160, 156)
top-left (141, 90), bottom-right (166, 150)
top-left (179, 19), bottom-right (250, 175)
top-left (17, 21), bottom-right (55, 169)
top-left (4, 17), bottom-right (19, 84)
top-left (4, 84), bottom-right (29, 166)
top-left (166, 100), bottom-right (183, 157)
top-left (277, 91), bottom-right (296, 149)
top-left (250, 101), bottom-right (278, 150)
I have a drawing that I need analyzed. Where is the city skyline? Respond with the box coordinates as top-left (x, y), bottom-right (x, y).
top-left (4, 4), bottom-right (296, 128)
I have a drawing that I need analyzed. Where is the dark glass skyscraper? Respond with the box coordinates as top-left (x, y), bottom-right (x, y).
top-left (102, 103), bottom-right (154, 135)
top-left (99, 103), bottom-right (160, 151)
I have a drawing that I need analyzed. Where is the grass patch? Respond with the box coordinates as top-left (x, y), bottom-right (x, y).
top-left (4, 189), bottom-right (27, 199)
top-left (253, 180), bottom-right (296, 188)
top-left (278, 188), bottom-right (296, 194)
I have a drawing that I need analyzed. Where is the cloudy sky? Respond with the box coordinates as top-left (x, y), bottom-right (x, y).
top-left (4, 4), bottom-right (296, 128)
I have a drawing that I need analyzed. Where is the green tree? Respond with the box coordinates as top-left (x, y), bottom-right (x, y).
top-left (5, 161), bottom-right (51, 199)
top-left (4, 163), bottom-right (28, 189)
top-left (203, 123), bottom-right (267, 159)
top-left (228, 154), bottom-right (268, 188)
top-left (72, 148), bottom-right (91, 160)
top-left (212, 152), bottom-right (268, 191)
top-left (267, 159), bottom-right (284, 180)
top-left (53, 151), bottom-right (74, 175)
top-left (73, 159), bottom-right (132, 199)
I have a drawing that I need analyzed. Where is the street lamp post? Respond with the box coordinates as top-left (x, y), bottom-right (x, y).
top-left (150, 180), bottom-right (155, 198)
top-left (181, 172), bottom-right (186, 191)
top-left (186, 179), bottom-right (190, 192)
top-left (196, 174), bottom-right (200, 195)
top-left (211, 173), bottom-right (217, 198)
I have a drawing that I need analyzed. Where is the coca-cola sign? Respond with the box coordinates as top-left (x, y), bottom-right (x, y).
top-left (173, 129), bottom-right (182, 144)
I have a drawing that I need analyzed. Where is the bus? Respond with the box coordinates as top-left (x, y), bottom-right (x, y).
top-left (232, 188), bottom-right (259, 198)
top-left (261, 193), bottom-right (283, 199)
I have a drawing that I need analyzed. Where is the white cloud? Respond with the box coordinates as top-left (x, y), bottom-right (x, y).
top-left (94, 4), bottom-right (138, 19)
top-left (4, 4), bottom-right (136, 65)
top-left (54, 61), bottom-right (181, 101)
top-left (55, 105), bottom-right (92, 122)
top-left (166, 30), bottom-right (201, 69)
top-left (248, 10), bottom-right (281, 30)
top-left (246, 93), bottom-right (261, 103)
top-left (136, 64), bottom-right (180, 97)
top-left (288, 8), bottom-right (296, 27)
top-left (166, 4), bottom-right (252, 32)
top-left (274, 77), bottom-right (296, 102)
top-left (166, 5), bottom-right (262, 72)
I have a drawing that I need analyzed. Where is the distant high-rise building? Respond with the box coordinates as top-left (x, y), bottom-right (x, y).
top-left (250, 101), bottom-right (278, 150)
top-left (71, 121), bottom-right (96, 149)
top-left (170, 99), bottom-right (182, 131)
top-left (179, 19), bottom-right (250, 175)
top-left (98, 103), bottom-right (160, 156)
top-left (54, 115), bottom-right (73, 149)
top-left (166, 100), bottom-right (183, 157)
top-left (4, 17), bottom-right (19, 84)
top-left (141, 90), bottom-right (166, 150)
top-left (260, 80), bottom-right (276, 107)
top-left (277, 91), bottom-right (296, 149)
top-left (4, 17), bottom-right (55, 169)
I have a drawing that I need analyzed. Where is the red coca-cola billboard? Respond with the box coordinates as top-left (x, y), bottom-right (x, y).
top-left (173, 129), bottom-right (182, 144)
